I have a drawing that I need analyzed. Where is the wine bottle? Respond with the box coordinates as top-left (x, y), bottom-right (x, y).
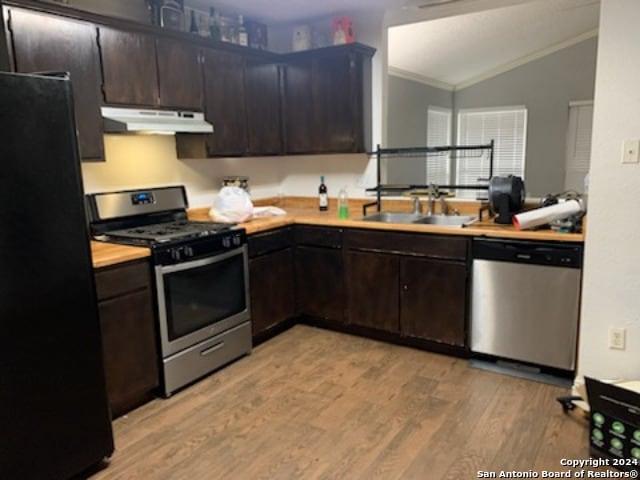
top-left (189, 10), bottom-right (198, 35)
top-left (319, 175), bottom-right (328, 211)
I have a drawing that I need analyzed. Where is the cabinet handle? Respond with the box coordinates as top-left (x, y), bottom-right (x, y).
top-left (200, 341), bottom-right (225, 356)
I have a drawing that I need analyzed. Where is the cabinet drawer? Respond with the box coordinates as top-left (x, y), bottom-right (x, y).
top-left (95, 260), bottom-right (151, 301)
top-left (295, 225), bottom-right (343, 248)
top-left (345, 229), bottom-right (468, 261)
top-left (248, 227), bottom-right (293, 258)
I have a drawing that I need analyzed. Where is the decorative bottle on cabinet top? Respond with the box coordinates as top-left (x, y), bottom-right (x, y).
top-left (209, 7), bottom-right (221, 41)
top-left (319, 175), bottom-right (328, 211)
top-left (189, 9), bottom-right (198, 34)
top-left (238, 15), bottom-right (248, 46)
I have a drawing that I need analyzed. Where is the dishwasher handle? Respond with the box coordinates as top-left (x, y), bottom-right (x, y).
top-left (472, 238), bottom-right (582, 268)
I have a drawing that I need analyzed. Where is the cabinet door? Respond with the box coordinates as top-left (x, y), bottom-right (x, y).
top-left (99, 288), bottom-right (159, 418)
top-left (156, 37), bottom-right (202, 109)
top-left (311, 52), bottom-right (358, 153)
top-left (345, 250), bottom-right (399, 332)
top-left (245, 59), bottom-right (282, 155)
top-left (0, 7), bottom-right (9, 71)
top-left (202, 48), bottom-right (247, 156)
top-left (249, 247), bottom-right (295, 338)
top-left (8, 8), bottom-right (104, 160)
top-left (295, 245), bottom-right (345, 323)
top-left (99, 27), bottom-right (158, 106)
top-left (282, 59), bottom-right (313, 153)
top-left (400, 257), bottom-right (467, 346)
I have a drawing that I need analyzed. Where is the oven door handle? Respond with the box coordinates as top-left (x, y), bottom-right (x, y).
top-left (200, 341), bottom-right (225, 356)
top-left (157, 246), bottom-right (247, 274)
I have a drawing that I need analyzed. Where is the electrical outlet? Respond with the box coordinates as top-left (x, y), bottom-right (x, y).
top-left (608, 327), bottom-right (626, 350)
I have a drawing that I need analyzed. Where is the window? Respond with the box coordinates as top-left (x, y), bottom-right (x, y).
top-left (564, 101), bottom-right (593, 193)
top-left (456, 106), bottom-right (527, 197)
top-left (426, 106), bottom-right (452, 185)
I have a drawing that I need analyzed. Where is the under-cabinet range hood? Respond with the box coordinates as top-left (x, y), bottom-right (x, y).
top-left (101, 107), bottom-right (213, 134)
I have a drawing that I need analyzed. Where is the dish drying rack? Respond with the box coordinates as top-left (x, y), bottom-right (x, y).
top-left (363, 141), bottom-right (495, 216)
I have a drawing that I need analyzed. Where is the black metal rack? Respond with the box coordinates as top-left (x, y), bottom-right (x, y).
top-left (363, 140), bottom-right (495, 214)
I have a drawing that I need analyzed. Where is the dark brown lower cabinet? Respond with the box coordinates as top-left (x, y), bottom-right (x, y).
top-left (344, 229), bottom-right (469, 347)
top-left (295, 245), bottom-right (345, 323)
top-left (249, 247), bottom-right (295, 339)
top-left (94, 260), bottom-right (159, 418)
top-left (345, 250), bottom-right (399, 332)
top-left (400, 257), bottom-right (467, 346)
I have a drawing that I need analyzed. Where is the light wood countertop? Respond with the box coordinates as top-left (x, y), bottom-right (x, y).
top-left (190, 197), bottom-right (585, 243)
top-left (92, 196), bottom-right (584, 269)
top-left (91, 241), bottom-right (151, 269)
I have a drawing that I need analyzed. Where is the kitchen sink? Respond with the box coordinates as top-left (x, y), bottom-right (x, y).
top-left (359, 212), bottom-right (477, 227)
top-left (359, 212), bottom-right (425, 223)
top-left (412, 215), bottom-right (477, 227)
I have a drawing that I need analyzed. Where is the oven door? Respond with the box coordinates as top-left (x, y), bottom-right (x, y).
top-left (155, 245), bottom-right (250, 357)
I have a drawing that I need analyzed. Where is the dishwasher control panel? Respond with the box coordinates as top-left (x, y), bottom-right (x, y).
top-left (472, 239), bottom-right (582, 268)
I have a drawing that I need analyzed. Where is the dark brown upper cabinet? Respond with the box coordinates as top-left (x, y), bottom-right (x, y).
top-left (201, 48), bottom-right (247, 156)
top-left (282, 44), bottom-right (374, 155)
top-left (2, 3), bottom-right (375, 159)
top-left (282, 58), bottom-right (313, 154)
top-left (6, 7), bottom-right (104, 160)
top-left (311, 51), bottom-right (359, 153)
top-left (98, 27), bottom-right (159, 107)
top-left (244, 59), bottom-right (282, 155)
top-left (156, 37), bottom-right (203, 110)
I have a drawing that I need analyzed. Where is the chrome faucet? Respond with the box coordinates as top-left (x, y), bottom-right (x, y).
top-left (412, 196), bottom-right (422, 214)
top-left (426, 183), bottom-right (438, 216)
top-left (440, 196), bottom-right (448, 216)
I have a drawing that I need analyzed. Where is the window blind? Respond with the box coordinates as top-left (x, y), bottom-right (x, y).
top-left (456, 106), bottom-right (527, 197)
top-left (564, 102), bottom-right (593, 193)
top-left (426, 107), bottom-right (452, 185)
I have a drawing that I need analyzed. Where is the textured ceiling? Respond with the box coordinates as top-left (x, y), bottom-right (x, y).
top-left (188, 0), bottom-right (400, 24)
top-left (388, 0), bottom-right (600, 87)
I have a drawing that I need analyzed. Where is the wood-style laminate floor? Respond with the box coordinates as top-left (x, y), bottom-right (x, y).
top-left (90, 325), bottom-right (595, 480)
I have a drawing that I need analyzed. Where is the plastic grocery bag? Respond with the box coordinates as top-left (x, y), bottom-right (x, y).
top-left (209, 186), bottom-right (254, 223)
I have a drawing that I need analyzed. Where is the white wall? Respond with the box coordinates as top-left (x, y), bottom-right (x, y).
top-left (82, 135), bottom-right (281, 207)
top-left (576, 0), bottom-right (640, 382)
top-left (81, 135), bottom-right (372, 207)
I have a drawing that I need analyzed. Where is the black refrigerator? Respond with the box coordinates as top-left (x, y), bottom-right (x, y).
top-left (0, 72), bottom-right (114, 478)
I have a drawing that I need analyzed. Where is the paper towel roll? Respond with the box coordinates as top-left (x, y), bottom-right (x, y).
top-left (513, 200), bottom-right (584, 230)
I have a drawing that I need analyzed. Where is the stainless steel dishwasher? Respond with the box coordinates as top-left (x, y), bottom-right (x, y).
top-left (471, 238), bottom-right (583, 371)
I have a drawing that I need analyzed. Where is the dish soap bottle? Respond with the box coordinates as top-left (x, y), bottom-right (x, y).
top-left (319, 175), bottom-right (328, 211)
top-left (338, 186), bottom-right (349, 219)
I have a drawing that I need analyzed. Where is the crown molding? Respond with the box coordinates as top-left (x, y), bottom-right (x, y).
top-left (387, 66), bottom-right (455, 91)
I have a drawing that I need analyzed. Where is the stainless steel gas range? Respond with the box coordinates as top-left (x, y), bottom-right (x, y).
top-left (87, 186), bottom-right (251, 397)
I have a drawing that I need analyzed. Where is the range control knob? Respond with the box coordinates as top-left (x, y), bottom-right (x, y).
top-left (171, 248), bottom-right (181, 261)
top-left (222, 236), bottom-right (232, 248)
top-left (184, 246), bottom-right (194, 258)
top-left (232, 235), bottom-right (241, 246)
